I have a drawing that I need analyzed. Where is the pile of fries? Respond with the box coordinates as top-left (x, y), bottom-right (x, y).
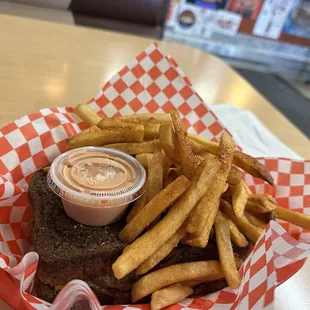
top-left (71, 103), bottom-right (310, 310)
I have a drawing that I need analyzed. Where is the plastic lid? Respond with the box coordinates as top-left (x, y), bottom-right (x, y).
top-left (47, 147), bottom-right (146, 207)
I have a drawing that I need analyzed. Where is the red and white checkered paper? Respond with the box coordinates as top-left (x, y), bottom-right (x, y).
top-left (0, 43), bottom-right (310, 310)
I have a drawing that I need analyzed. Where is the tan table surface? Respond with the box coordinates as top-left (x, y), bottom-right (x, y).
top-left (0, 14), bottom-right (309, 158)
top-left (0, 13), bottom-right (310, 310)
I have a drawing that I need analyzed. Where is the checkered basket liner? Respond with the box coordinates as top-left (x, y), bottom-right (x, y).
top-left (0, 43), bottom-right (309, 310)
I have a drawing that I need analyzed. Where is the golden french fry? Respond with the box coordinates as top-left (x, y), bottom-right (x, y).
top-left (248, 194), bottom-right (276, 212)
top-left (230, 181), bottom-right (249, 218)
top-left (246, 200), bottom-right (273, 216)
top-left (188, 139), bottom-right (205, 154)
top-left (67, 125), bottom-right (100, 142)
top-left (144, 118), bottom-right (161, 140)
top-left (189, 134), bottom-right (274, 185)
top-left (227, 167), bottom-right (243, 185)
top-left (220, 200), bottom-right (263, 243)
top-left (147, 146), bottom-right (163, 202)
top-left (126, 185), bottom-right (148, 223)
top-left (136, 225), bottom-right (186, 276)
top-left (68, 125), bottom-right (101, 142)
top-left (170, 109), bottom-right (197, 180)
top-left (74, 104), bottom-right (102, 126)
top-left (226, 216), bottom-right (249, 247)
top-left (199, 153), bottom-right (243, 186)
top-left (244, 182), bottom-right (253, 195)
top-left (106, 140), bottom-right (160, 155)
top-left (119, 113), bottom-right (172, 125)
top-left (132, 260), bottom-right (224, 302)
top-left (215, 212), bottom-right (241, 289)
top-left (159, 124), bottom-right (180, 163)
top-left (275, 206), bottom-right (310, 231)
top-left (119, 176), bottom-right (190, 242)
top-left (136, 152), bottom-right (172, 178)
top-left (135, 153), bottom-right (152, 169)
top-left (151, 283), bottom-right (193, 310)
top-left (97, 118), bottom-right (141, 129)
top-left (187, 133), bottom-right (234, 235)
top-left (245, 211), bottom-right (267, 229)
top-left (68, 127), bottom-right (144, 149)
top-left (113, 160), bottom-right (217, 279)
top-left (182, 256), bottom-right (244, 288)
top-left (184, 200), bottom-right (220, 248)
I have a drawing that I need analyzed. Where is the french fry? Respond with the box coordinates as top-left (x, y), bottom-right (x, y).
top-left (74, 104), bottom-right (102, 126)
top-left (230, 181), bottom-right (249, 218)
top-left (68, 127), bottom-right (144, 149)
top-left (199, 153), bottom-right (243, 186)
top-left (275, 206), bottom-right (310, 231)
top-left (119, 113), bottom-right (172, 125)
top-left (189, 134), bottom-right (274, 185)
top-left (69, 125), bottom-right (101, 142)
top-left (244, 182), bottom-right (253, 195)
top-left (136, 225), bottom-right (186, 276)
top-left (246, 200), bottom-right (273, 216)
top-left (170, 109), bottom-right (197, 180)
top-left (135, 153), bottom-right (152, 169)
top-left (136, 152), bottom-right (172, 177)
top-left (227, 167), bottom-right (243, 185)
top-left (245, 211), bottom-right (267, 229)
top-left (144, 118), bottom-right (161, 140)
top-left (182, 257), bottom-right (244, 289)
top-left (97, 118), bottom-right (141, 130)
top-left (184, 200), bottom-right (220, 248)
top-left (113, 160), bottom-right (218, 279)
top-left (105, 140), bottom-right (160, 155)
top-left (220, 200), bottom-right (263, 243)
top-left (147, 146), bottom-right (163, 202)
top-left (226, 216), bottom-right (249, 247)
top-left (186, 133), bottom-right (234, 235)
top-left (151, 283), bottom-right (193, 310)
top-left (126, 185), bottom-right (148, 223)
top-left (248, 194), bottom-right (276, 212)
top-left (188, 139), bottom-right (205, 154)
top-left (214, 212), bottom-right (241, 289)
top-left (132, 260), bottom-right (224, 302)
top-left (119, 176), bottom-right (190, 242)
top-left (159, 124), bottom-right (180, 163)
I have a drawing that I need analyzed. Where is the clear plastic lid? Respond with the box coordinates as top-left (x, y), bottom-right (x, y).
top-left (47, 147), bottom-right (146, 207)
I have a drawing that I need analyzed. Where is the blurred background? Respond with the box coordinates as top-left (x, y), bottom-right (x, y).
top-left (0, 0), bottom-right (309, 137)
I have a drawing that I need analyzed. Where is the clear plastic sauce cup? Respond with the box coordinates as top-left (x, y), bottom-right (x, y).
top-left (47, 147), bottom-right (146, 226)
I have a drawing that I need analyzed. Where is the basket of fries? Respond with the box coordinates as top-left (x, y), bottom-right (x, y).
top-left (0, 43), bottom-right (310, 310)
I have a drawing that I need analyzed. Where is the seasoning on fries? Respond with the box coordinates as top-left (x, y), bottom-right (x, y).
top-left (188, 134), bottom-right (274, 185)
top-left (119, 176), bottom-right (190, 242)
top-left (62, 106), bottom-right (310, 309)
top-left (112, 160), bottom-right (217, 279)
top-left (68, 127), bottom-right (144, 149)
top-left (170, 109), bottom-right (197, 180)
top-left (105, 140), bottom-right (160, 154)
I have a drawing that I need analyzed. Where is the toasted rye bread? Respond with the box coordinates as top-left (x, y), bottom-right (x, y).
top-left (30, 170), bottom-right (248, 305)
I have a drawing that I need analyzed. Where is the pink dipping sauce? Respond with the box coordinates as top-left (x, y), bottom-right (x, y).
top-left (47, 147), bottom-right (146, 226)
